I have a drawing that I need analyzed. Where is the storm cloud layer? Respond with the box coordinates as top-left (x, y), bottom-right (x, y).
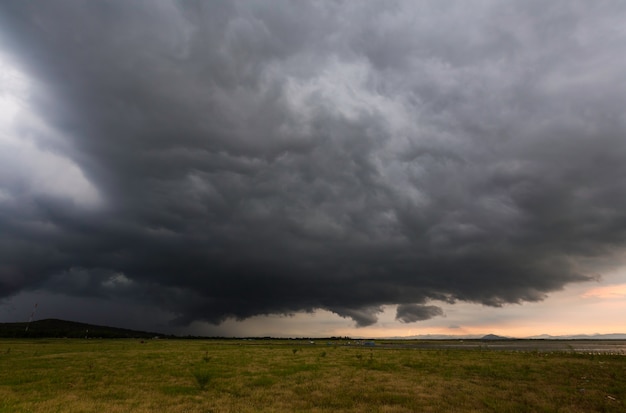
top-left (1, 1), bottom-right (626, 327)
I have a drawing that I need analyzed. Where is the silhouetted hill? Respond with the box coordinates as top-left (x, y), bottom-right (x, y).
top-left (0, 319), bottom-right (170, 338)
top-left (528, 333), bottom-right (626, 340)
top-left (481, 334), bottom-right (512, 340)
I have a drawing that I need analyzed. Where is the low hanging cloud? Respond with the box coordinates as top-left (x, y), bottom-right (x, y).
top-left (1, 1), bottom-right (626, 328)
top-left (396, 305), bottom-right (445, 323)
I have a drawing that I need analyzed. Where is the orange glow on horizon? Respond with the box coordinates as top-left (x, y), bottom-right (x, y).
top-left (581, 283), bottom-right (626, 299)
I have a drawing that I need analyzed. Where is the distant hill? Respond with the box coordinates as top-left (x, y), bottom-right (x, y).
top-left (528, 333), bottom-right (626, 340)
top-left (481, 334), bottom-right (512, 340)
top-left (0, 319), bottom-right (170, 339)
top-left (387, 332), bottom-right (626, 340)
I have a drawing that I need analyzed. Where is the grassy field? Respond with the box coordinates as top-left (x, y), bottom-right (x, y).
top-left (0, 339), bottom-right (624, 412)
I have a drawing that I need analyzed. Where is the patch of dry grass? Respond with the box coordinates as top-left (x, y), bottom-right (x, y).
top-left (0, 339), bottom-right (624, 412)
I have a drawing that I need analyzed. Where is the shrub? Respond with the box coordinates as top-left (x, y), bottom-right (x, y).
top-left (193, 370), bottom-right (211, 390)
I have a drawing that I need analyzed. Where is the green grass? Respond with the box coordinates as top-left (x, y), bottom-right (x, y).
top-left (0, 339), bottom-right (624, 412)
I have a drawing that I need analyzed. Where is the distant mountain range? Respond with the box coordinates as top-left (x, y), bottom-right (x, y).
top-left (388, 333), bottom-right (626, 340)
top-left (526, 333), bottom-right (626, 340)
top-left (0, 319), bottom-right (170, 339)
top-left (1, 319), bottom-right (625, 340)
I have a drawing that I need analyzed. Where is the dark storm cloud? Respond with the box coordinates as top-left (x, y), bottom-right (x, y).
top-left (396, 305), bottom-right (444, 323)
top-left (1, 0), bottom-right (626, 327)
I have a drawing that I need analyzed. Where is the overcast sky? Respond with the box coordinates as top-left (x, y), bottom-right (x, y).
top-left (1, 1), bottom-right (625, 337)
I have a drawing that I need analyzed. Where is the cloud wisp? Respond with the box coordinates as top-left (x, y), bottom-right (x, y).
top-left (1, 1), bottom-right (626, 328)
